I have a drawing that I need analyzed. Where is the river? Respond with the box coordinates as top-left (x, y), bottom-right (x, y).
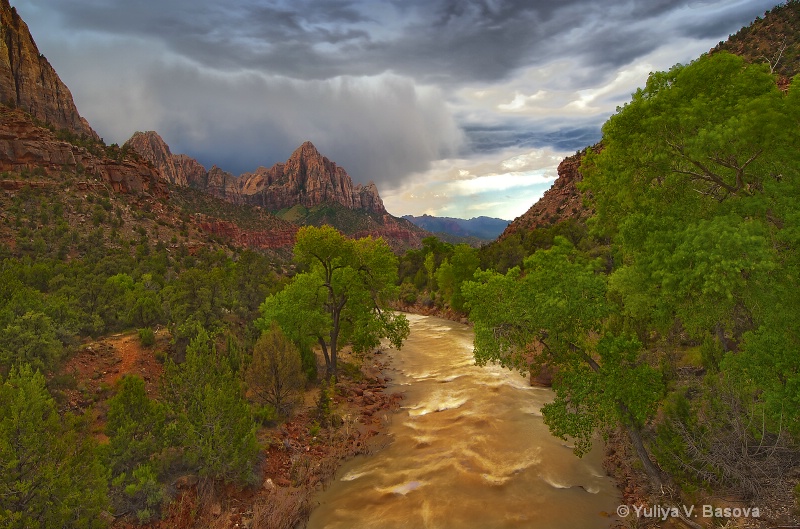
top-left (306, 314), bottom-right (620, 529)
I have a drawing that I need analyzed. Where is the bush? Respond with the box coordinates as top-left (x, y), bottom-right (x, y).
top-left (246, 323), bottom-right (304, 416)
top-left (163, 328), bottom-right (259, 484)
top-left (138, 327), bottom-right (155, 347)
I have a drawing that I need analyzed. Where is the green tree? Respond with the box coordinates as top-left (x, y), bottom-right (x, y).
top-left (0, 311), bottom-right (62, 374)
top-left (573, 51), bottom-right (800, 493)
top-left (464, 238), bottom-right (664, 484)
top-left (105, 375), bottom-right (166, 522)
top-left (246, 323), bottom-right (304, 415)
top-left (162, 328), bottom-right (258, 484)
top-left (259, 226), bottom-right (409, 378)
top-left (0, 365), bottom-right (109, 528)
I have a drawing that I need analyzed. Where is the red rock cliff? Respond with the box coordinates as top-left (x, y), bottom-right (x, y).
top-left (0, 0), bottom-right (98, 140)
top-left (238, 141), bottom-right (386, 214)
top-left (125, 131), bottom-right (206, 187)
top-left (0, 107), bottom-right (166, 196)
top-left (499, 147), bottom-right (597, 240)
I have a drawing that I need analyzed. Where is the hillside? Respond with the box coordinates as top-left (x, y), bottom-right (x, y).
top-left (496, 149), bottom-right (596, 242)
top-left (713, 0), bottom-right (800, 79)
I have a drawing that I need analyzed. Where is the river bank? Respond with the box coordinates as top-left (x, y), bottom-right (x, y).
top-left (114, 349), bottom-right (403, 529)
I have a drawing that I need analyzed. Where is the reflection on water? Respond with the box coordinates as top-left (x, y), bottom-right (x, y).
top-left (307, 314), bottom-right (619, 529)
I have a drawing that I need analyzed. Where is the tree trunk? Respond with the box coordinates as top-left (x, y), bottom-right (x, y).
top-left (625, 423), bottom-right (663, 488)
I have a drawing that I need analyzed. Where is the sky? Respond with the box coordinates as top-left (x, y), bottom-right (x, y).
top-left (15, 0), bottom-right (778, 220)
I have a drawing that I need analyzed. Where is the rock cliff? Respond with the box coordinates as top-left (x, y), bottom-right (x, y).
top-left (499, 148), bottom-right (596, 240)
top-left (239, 141), bottom-right (386, 214)
top-left (125, 134), bottom-right (387, 215)
top-left (0, 106), bottom-right (166, 196)
top-left (125, 131), bottom-right (206, 187)
top-left (0, 0), bottom-right (98, 140)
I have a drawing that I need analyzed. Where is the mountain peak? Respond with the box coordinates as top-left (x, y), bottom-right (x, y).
top-left (124, 131), bottom-right (206, 186)
top-left (290, 140), bottom-right (323, 162)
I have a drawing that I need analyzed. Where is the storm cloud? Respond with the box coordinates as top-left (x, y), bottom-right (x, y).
top-left (15, 0), bottom-right (778, 218)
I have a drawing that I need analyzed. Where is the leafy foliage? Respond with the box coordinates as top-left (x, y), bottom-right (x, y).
top-left (259, 226), bottom-right (409, 377)
top-left (246, 323), bottom-right (304, 415)
top-left (162, 328), bottom-right (259, 484)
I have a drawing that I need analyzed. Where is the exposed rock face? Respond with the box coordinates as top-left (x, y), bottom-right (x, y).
top-left (204, 165), bottom-right (241, 201)
top-left (0, 107), bottom-right (166, 196)
top-left (195, 216), bottom-right (297, 250)
top-left (125, 131), bottom-right (206, 186)
top-left (499, 148), bottom-right (597, 240)
top-left (126, 136), bottom-right (387, 214)
top-left (0, 0), bottom-right (98, 139)
top-left (239, 142), bottom-right (386, 214)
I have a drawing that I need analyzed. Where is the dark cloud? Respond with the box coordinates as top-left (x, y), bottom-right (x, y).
top-left (104, 62), bottom-right (465, 189)
top-left (463, 124), bottom-right (602, 155)
top-left (22, 0), bottom-right (775, 85)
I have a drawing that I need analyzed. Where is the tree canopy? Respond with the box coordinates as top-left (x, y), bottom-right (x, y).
top-left (466, 51), bottom-right (800, 494)
top-left (259, 225), bottom-right (409, 377)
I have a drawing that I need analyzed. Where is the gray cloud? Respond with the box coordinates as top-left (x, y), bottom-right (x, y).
top-left (23, 0), bottom-right (776, 84)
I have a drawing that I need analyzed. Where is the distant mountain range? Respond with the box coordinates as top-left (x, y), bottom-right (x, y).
top-left (402, 214), bottom-right (509, 241)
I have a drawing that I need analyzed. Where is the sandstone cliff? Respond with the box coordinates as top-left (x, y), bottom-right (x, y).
top-left (0, 106), bottom-right (166, 196)
top-left (239, 141), bottom-right (386, 214)
top-left (125, 131), bottom-right (206, 187)
top-left (499, 148), bottom-right (596, 241)
top-left (0, 0), bottom-right (98, 139)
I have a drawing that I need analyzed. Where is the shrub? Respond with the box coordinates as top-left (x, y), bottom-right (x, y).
top-left (138, 327), bottom-right (155, 347)
top-left (246, 323), bottom-right (304, 416)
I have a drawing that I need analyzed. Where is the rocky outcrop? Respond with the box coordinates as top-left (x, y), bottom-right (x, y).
top-left (499, 147), bottom-right (597, 240)
top-left (124, 131), bottom-right (206, 186)
top-left (238, 142), bottom-right (386, 214)
top-left (204, 165), bottom-right (241, 201)
top-left (0, 107), bottom-right (166, 196)
top-left (0, 0), bottom-right (98, 140)
top-left (195, 216), bottom-right (297, 250)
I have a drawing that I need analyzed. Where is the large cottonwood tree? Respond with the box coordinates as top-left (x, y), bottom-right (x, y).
top-left (259, 226), bottom-right (409, 378)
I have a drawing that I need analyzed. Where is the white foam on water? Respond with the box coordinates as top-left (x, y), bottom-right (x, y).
top-left (481, 473), bottom-right (512, 486)
top-left (340, 470), bottom-right (371, 482)
top-left (377, 480), bottom-right (425, 496)
top-left (542, 475), bottom-right (571, 489)
top-left (407, 393), bottom-right (469, 417)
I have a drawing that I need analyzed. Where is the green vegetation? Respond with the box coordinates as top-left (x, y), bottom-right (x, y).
top-left (259, 225), bottom-right (409, 378)
top-left (465, 52), bottom-right (800, 498)
top-left (397, 237), bottom-right (482, 313)
top-left (246, 322), bottom-right (304, 415)
top-left (1, 365), bottom-right (108, 529)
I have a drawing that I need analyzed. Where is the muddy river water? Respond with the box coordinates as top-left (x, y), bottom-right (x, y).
top-left (307, 314), bottom-right (620, 529)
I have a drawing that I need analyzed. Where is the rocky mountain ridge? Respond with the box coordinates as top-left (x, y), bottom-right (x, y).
top-left (0, 106), bottom-right (166, 196)
top-left (0, 0), bottom-right (425, 253)
top-left (125, 131), bottom-right (386, 215)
